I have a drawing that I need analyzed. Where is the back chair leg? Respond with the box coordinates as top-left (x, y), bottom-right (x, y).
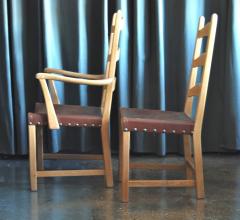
top-left (193, 132), bottom-right (205, 199)
top-left (121, 131), bottom-right (130, 202)
top-left (101, 124), bottom-right (113, 187)
top-left (29, 125), bottom-right (37, 191)
top-left (183, 134), bottom-right (194, 179)
top-left (36, 126), bottom-right (44, 171)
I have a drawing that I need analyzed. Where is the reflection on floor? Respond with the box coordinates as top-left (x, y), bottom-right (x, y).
top-left (0, 154), bottom-right (240, 220)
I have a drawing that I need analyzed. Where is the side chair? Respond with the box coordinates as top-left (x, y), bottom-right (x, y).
top-left (119, 14), bottom-right (218, 202)
top-left (28, 10), bottom-right (123, 191)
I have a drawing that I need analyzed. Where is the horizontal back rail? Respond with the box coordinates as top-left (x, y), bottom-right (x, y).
top-left (192, 52), bottom-right (206, 68)
top-left (197, 22), bottom-right (211, 38)
top-left (188, 84), bottom-right (202, 97)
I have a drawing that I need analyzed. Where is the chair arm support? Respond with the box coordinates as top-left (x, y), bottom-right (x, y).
top-left (36, 73), bottom-right (114, 86)
top-left (44, 68), bottom-right (105, 79)
top-left (38, 78), bottom-right (59, 129)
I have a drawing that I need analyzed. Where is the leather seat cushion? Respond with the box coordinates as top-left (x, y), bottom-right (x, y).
top-left (28, 103), bottom-right (102, 127)
top-left (120, 108), bottom-right (194, 134)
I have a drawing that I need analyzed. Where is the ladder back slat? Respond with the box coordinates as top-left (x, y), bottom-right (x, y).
top-left (197, 22), bottom-right (211, 38)
top-left (188, 84), bottom-right (202, 97)
top-left (192, 52), bottom-right (206, 67)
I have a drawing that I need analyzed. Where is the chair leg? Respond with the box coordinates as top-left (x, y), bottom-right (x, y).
top-left (29, 125), bottom-right (37, 191)
top-left (193, 132), bottom-right (205, 199)
top-left (36, 126), bottom-right (44, 171)
top-left (101, 124), bottom-right (113, 187)
top-left (118, 124), bottom-right (123, 182)
top-left (183, 134), bottom-right (193, 179)
top-left (121, 131), bottom-right (130, 202)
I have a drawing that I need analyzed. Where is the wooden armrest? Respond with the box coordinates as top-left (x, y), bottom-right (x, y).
top-left (44, 68), bottom-right (104, 79)
top-left (36, 73), bottom-right (114, 86)
top-left (36, 73), bottom-right (114, 129)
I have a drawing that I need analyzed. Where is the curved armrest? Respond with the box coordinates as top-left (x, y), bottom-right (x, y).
top-left (44, 68), bottom-right (104, 79)
top-left (36, 73), bottom-right (114, 86)
top-left (36, 73), bottom-right (114, 129)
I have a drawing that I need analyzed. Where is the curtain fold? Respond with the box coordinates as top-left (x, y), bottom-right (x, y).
top-left (223, 0), bottom-right (240, 150)
top-left (0, 0), bottom-right (239, 155)
top-left (0, 0), bottom-right (15, 154)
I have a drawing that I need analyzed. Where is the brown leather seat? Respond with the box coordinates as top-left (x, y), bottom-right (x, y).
top-left (120, 108), bottom-right (194, 134)
top-left (28, 103), bottom-right (102, 127)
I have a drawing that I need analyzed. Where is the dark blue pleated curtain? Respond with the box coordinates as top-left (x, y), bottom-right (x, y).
top-left (0, 0), bottom-right (239, 155)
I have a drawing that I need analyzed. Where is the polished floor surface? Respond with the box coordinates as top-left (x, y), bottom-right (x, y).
top-left (0, 154), bottom-right (240, 220)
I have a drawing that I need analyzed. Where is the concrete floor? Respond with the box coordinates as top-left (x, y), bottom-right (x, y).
top-left (0, 154), bottom-right (240, 220)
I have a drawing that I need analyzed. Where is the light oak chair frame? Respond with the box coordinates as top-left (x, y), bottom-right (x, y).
top-left (120, 14), bottom-right (218, 202)
top-left (29, 10), bottom-right (123, 191)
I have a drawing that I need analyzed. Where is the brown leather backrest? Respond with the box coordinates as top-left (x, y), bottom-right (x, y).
top-left (184, 14), bottom-right (218, 132)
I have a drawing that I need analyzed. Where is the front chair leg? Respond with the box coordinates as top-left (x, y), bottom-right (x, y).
top-left (36, 126), bottom-right (44, 171)
top-left (29, 125), bottom-right (37, 191)
top-left (101, 124), bottom-right (113, 187)
top-left (193, 132), bottom-right (205, 199)
top-left (118, 124), bottom-right (123, 182)
top-left (121, 131), bottom-right (130, 202)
